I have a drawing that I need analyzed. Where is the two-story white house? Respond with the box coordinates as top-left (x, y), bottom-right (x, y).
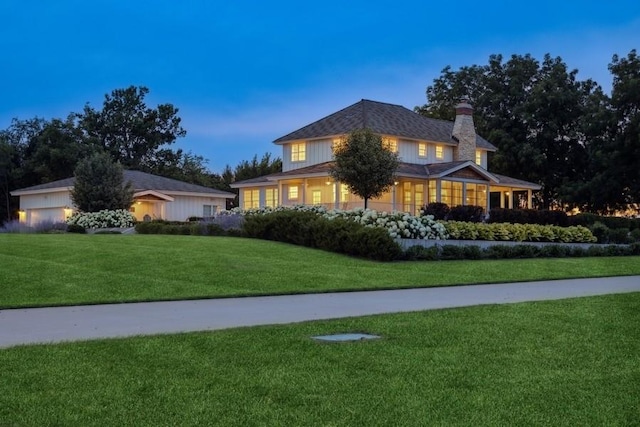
top-left (232, 99), bottom-right (541, 214)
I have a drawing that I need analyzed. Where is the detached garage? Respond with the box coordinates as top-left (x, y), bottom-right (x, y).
top-left (11, 170), bottom-right (236, 226)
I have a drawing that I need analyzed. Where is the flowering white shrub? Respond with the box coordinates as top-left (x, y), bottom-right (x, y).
top-left (227, 205), bottom-right (448, 240)
top-left (66, 209), bottom-right (136, 229)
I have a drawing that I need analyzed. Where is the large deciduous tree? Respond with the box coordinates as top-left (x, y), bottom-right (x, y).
top-left (416, 53), bottom-right (605, 209)
top-left (76, 86), bottom-right (186, 170)
top-left (71, 152), bottom-right (134, 212)
top-left (609, 49), bottom-right (640, 211)
top-left (330, 129), bottom-right (399, 209)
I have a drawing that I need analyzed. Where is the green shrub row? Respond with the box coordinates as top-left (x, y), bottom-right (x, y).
top-left (135, 221), bottom-right (232, 236)
top-left (443, 221), bottom-right (597, 243)
top-left (404, 242), bottom-right (640, 261)
top-left (242, 210), bottom-right (403, 261)
top-left (589, 222), bottom-right (640, 244)
top-left (488, 208), bottom-right (640, 230)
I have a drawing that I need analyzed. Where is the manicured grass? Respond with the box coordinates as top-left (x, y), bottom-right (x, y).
top-left (1, 293), bottom-right (639, 426)
top-left (1, 233), bottom-right (640, 308)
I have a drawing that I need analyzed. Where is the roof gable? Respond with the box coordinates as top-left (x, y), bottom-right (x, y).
top-left (273, 99), bottom-right (497, 151)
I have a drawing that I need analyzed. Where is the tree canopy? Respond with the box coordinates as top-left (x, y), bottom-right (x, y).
top-left (76, 86), bottom-right (187, 170)
top-left (416, 50), bottom-right (640, 213)
top-left (330, 129), bottom-right (399, 208)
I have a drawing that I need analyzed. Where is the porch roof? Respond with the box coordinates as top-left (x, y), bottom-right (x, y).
top-left (232, 161), bottom-right (540, 190)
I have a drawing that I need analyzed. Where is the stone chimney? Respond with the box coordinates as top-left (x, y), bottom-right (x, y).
top-left (452, 99), bottom-right (476, 162)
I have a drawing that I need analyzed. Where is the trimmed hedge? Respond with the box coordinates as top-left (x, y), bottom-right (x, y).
top-left (488, 208), bottom-right (570, 226)
top-left (242, 210), bottom-right (403, 261)
top-left (404, 242), bottom-right (640, 261)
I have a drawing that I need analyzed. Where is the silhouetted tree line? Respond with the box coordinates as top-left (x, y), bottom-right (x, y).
top-left (0, 86), bottom-right (281, 223)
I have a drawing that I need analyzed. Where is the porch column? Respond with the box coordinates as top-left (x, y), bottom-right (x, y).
top-left (277, 181), bottom-right (283, 207)
top-left (302, 179), bottom-right (307, 206)
top-left (392, 182), bottom-right (397, 212)
top-left (485, 185), bottom-right (490, 214)
top-left (508, 189), bottom-right (514, 209)
top-left (462, 183), bottom-right (467, 206)
top-left (334, 182), bottom-right (340, 210)
top-left (527, 190), bottom-right (533, 209)
top-left (436, 180), bottom-right (441, 203)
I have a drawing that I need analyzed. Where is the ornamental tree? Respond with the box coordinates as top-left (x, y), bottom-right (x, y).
top-left (330, 128), bottom-right (399, 209)
top-left (71, 152), bottom-right (134, 212)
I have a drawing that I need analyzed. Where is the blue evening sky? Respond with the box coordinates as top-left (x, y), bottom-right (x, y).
top-left (1, 1), bottom-right (639, 173)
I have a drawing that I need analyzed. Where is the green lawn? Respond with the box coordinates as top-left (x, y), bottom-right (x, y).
top-left (2, 233), bottom-right (640, 308)
top-left (1, 292), bottom-right (639, 426)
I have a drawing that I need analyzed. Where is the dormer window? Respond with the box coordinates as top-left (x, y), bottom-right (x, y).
top-left (418, 143), bottom-right (427, 157)
top-left (475, 150), bottom-right (482, 166)
top-left (435, 145), bottom-right (444, 160)
top-left (382, 137), bottom-right (397, 153)
top-left (291, 143), bottom-right (306, 162)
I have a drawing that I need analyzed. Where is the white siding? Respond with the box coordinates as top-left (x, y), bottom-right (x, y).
top-left (282, 139), bottom-right (333, 171)
top-left (164, 195), bottom-right (227, 221)
top-left (20, 191), bottom-right (73, 210)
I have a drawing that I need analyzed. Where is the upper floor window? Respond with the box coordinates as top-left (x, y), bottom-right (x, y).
top-left (475, 150), bottom-right (482, 166)
top-left (418, 143), bottom-right (427, 157)
top-left (382, 137), bottom-right (397, 153)
top-left (291, 143), bottom-right (306, 162)
top-left (332, 138), bottom-right (345, 154)
top-left (435, 145), bottom-right (444, 160)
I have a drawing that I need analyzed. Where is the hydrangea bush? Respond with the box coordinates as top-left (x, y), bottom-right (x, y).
top-left (66, 209), bottom-right (136, 229)
top-left (230, 205), bottom-right (448, 240)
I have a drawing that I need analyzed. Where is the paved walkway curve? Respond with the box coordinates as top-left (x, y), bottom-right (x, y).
top-left (1, 276), bottom-right (639, 348)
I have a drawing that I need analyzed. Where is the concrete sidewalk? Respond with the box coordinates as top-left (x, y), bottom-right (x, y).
top-left (1, 275), bottom-right (639, 348)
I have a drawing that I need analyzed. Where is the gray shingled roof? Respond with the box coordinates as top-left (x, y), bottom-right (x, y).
top-left (273, 99), bottom-right (497, 151)
top-left (12, 170), bottom-right (236, 197)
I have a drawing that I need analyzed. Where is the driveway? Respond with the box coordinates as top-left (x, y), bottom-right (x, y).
top-left (1, 275), bottom-right (639, 348)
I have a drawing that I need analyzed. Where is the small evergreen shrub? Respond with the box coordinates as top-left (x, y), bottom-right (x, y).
top-left (447, 205), bottom-right (485, 222)
top-left (608, 228), bottom-right (631, 244)
top-left (421, 202), bottom-right (450, 220)
top-left (631, 228), bottom-right (640, 243)
top-left (589, 221), bottom-right (610, 243)
top-left (67, 224), bottom-right (86, 234)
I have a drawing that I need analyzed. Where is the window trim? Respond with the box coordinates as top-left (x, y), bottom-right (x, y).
top-left (291, 142), bottom-right (306, 162)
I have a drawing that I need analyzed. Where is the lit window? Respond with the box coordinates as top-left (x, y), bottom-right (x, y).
top-left (312, 190), bottom-right (322, 205)
top-left (415, 184), bottom-right (424, 215)
top-left (243, 189), bottom-right (259, 210)
top-left (435, 145), bottom-right (444, 160)
top-left (265, 188), bottom-right (278, 207)
top-left (403, 182), bottom-right (412, 213)
top-left (428, 180), bottom-right (436, 203)
top-left (418, 143), bottom-right (427, 157)
top-left (475, 150), bottom-right (482, 166)
top-left (291, 143), bottom-right (306, 162)
top-left (382, 137), bottom-right (397, 153)
top-left (288, 185), bottom-right (299, 200)
top-left (332, 138), bottom-right (345, 154)
top-left (340, 184), bottom-right (349, 202)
